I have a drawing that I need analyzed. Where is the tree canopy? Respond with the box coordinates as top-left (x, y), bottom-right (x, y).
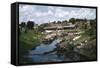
top-left (69, 18), bottom-right (76, 24)
top-left (27, 21), bottom-right (35, 29)
top-left (20, 22), bottom-right (26, 27)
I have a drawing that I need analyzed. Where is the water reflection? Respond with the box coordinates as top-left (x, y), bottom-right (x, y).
top-left (28, 51), bottom-right (71, 63)
top-left (27, 38), bottom-right (72, 63)
top-left (26, 38), bottom-right (88, 63)
top-left (29, 39), bottom-right (62, 55)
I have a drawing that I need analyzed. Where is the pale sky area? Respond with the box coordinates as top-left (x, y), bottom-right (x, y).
top-left (19, 4), bottom-right (96, 24)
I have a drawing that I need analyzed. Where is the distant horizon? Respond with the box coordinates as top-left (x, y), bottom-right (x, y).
top-left (19, 4), bottom-right (96, 25)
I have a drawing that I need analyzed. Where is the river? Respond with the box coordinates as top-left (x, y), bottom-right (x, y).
top-left (25, 38), bottom-right (89, 63)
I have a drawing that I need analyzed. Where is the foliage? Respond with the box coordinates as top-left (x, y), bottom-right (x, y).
top-left (38, 25), bottom-right (44, 32)
top-left (57, 21), bottom-right (62, 24)
top-left (90, 19), bottom-right (96, 29)
top-left (20, 22), bottom-right (26, 27)
top-left (69, 18), bottom-right (76, 24)
top-left (19, 30), bottom-right (43, 63)
top-left (27, 21), bottom-right (35, 29)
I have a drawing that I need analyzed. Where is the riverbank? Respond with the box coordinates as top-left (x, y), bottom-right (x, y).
top-left (19, 30), bottom-right (43, 64)
top-left (18, 27), bottom-right (96, 63)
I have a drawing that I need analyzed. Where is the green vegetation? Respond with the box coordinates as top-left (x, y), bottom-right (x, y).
top-left (19, 18), bottom-right (97, 63)
top-left (73, 20), bottom-right (96, 59)
top-left (19, 28), bottom-right (43, 64)
top-left (69, 18), bottom-right (76, 24)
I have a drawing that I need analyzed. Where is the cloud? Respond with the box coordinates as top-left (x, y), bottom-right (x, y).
top-left (19, 4), bottom-right (96, 24)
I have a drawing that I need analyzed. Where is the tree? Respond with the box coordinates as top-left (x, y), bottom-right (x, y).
top-left (27, 21), bottom-right (35, 29)
top-left (52, 21), bottom-right (56, 24)
top-left (90, 19), bottom-right (96, 29)
top-left (57, 21), bottom-right (62, 24)
top-left (20, 22), bottom-right (26, 27)
top-left (69, 18), bottom-right (76, 24)
top-left (38, 25), bottom-right (44, 32)
top-left (40, 23), bottom-right (49, 27)
top-left (84, 18), bottom-right (87, 22)
top-left (62, 20), bottom-right (68, 25)
top-left (20, 22), bottom-right (26, 32)
top-left (64, 20), bottom-right (68, 23)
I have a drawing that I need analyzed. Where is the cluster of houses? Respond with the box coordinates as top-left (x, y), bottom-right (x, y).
top-left (41, 19), bottom-right (92, 43)
top-left (44, 20), bottom-right (91, 32)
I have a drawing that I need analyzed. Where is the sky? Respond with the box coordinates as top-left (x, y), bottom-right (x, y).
top-left (19, 4), bottom-right (96, 24)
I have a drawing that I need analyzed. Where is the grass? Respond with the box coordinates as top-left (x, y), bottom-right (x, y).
top-left (74, 27), bottom-right (96, 44)
top-left (19, 29), bottom-right (43, 64)
top-left (18, 26), bottom-right (97, 63)
top-left (73, 28), bottom-right (96, 59)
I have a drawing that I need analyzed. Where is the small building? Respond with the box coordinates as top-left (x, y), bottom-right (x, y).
top-left (44, 24), bottom-right (76, 30)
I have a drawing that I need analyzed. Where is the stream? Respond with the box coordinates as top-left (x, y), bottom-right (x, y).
top-left (26, 38), bottom-right (89, 63)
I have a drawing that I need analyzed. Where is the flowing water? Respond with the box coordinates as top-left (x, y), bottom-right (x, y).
top-left (26, 38), bottom-right (89, 63)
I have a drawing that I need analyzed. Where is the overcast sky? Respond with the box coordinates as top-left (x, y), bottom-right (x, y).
top-left (19, 4), bottom-right (96, 24)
